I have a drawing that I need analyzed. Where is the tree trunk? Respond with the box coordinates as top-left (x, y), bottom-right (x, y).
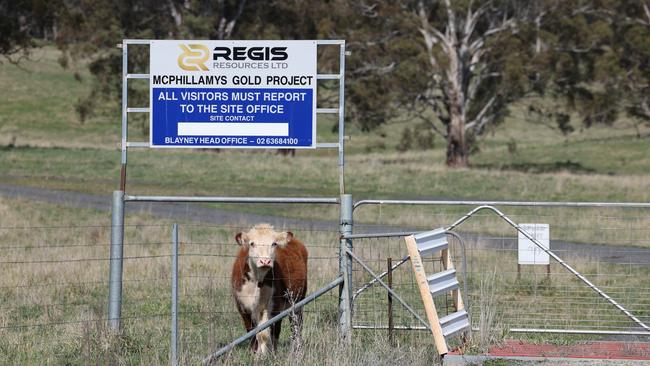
top-left (446, 112), bottom-right (469, 167)
top-left (445, 60), bottom-right (470, 167)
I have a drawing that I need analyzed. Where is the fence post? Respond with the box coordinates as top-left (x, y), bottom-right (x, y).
top-left (108, 190), bottom-right (125, 332)
top-left (387, 257), bottom-right (394, 346)
top-left (171, 223), bottom-right (179, 366)
top-left (339, 194), bottom-right (353, 342)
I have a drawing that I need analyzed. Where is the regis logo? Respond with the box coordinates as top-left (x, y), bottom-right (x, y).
top-left (213, 46), bottom-right (288, 61)
top-left (177, 44), bottom-right (209, 71)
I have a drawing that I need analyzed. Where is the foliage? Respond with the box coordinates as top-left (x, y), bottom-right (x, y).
top-left (2, 0), bottom-right (650, 166)
top-left (396, 124), bottom-right (435, 152)
top-left (396, 127), bottom-right (413, 152)
top-left (533, 0), bottom-right (650, 135)
top-left (0, 0), bottom-right (59, 62)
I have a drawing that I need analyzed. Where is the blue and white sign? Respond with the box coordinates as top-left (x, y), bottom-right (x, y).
top-left (150, 40), bottom-right (317, 148)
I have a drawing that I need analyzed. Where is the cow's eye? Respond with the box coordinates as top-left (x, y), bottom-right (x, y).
top-left (250, 242), bottom-right (255, 247)
top-left (272, 242), bottom-right (277, 247)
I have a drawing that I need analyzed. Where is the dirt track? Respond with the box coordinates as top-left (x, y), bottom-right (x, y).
top-left (1, 183), bottom-right (648, 266)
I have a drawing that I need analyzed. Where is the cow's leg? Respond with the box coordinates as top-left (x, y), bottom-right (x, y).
top-left (254, 309), bottom-right (272, 355)
top-left (271, 315), bottom-right (282, 350)
top-left (239, 312), bottom-right (258, 352)
top-left (253, 286), bottom-right (273, 355)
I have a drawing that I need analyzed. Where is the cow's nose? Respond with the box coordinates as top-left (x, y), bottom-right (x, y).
top-left (259, 258), bottom-right (272, 267)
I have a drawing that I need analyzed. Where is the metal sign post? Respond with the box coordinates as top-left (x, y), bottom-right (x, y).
top-left (149, 40), bottom-right (318, 149)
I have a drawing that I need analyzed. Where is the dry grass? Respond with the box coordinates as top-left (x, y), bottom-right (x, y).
top-left (1, 193), bottom-right (649, 364)
top-left (353, 203), bottom-right (650, 249)
top-left (0, 196), bottom-right (442, 364)
top-left (475, 270), bottom-right (505, 353)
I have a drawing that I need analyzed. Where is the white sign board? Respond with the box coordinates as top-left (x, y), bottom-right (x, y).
top-left (518, 223), bottom-right (550, 265)
top-left (149, 40), bottom-right (317, 148)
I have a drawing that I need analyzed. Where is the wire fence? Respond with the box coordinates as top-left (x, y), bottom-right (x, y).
top-left (175, 224), bottom-right (340, 364)
top-left (349, 231), bottom-right (466, 349)
top-left (0, 223), bottom-right (173, 364)
top-left (0, 223), bottom-right (341, 364)
top-left (2, 204), bottom-right (649, 364)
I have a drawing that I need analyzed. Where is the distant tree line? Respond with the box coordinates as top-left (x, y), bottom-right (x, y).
top-left (2, 0), bottom-right (649, 167)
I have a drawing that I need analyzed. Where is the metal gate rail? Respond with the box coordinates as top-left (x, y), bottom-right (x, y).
top-left (446, 205), bottom-right (650, 332)
top-left (202, 276), bottom-right (344, 365)
top-left (348, 230), bottom-right (468, 313)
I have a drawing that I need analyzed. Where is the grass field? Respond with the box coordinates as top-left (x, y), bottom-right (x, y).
top-left (1, 196), bottom-right (648, 364)
top-left (0, 196), bottom-right (440, 365)
top-left (1, 47), bottom-right (650, 202)
top-left (1, 47), bottom-right (650, 364)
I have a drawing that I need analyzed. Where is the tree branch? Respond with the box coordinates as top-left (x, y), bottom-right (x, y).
top-left (464, 95), bottom-right (496, 132)
top-left (351, 62), bottom-right (396, 76)
top-left (418, 0), bottom-right (452, 54)
top-left (639, 98), bottom-right (650, 120)
top-left (443, 0), bottom-right (458, 44)
top-left (223, 0), bottom-right (247, 39)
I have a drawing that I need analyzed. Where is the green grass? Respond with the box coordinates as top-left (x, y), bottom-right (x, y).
top-left (1, 47), bottom-right (650, 363)
top-left (3, 144), bottom-right (649, 202)
top-left (0, 196), bottom-right (441, 365)
top-left (474, 135), bottom-right (650, 176)
top-left (2, 196), bottom-right (648, 364)
top-left (1, 48), bottom-right (649, 206)
top-left (0, 47), bottom-right (120, 148)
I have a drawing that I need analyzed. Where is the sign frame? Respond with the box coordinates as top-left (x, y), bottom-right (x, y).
top-left (148, 39), bottom-right (318, 149)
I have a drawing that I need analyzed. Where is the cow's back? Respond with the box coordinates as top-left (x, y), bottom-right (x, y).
top-left (273, 238), bottom-right (308, 301)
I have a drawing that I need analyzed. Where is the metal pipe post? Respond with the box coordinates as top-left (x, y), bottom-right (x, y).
top-left (354, 199), bottom-right (650, 210)
top-left (125, 195), bottom-right (339, 204)
top-left (339, 194), bottom-right (353, 342)
top-left (171, 224), bottom-right (179, 366)
top-left (387, 257), bottom-right (394, 346)
top-left (337, 42), bottom-right (346, 195)
top-left (108, 190), bottom-right (125, 331)
top-left (120, 41), bottom-right (128, 191)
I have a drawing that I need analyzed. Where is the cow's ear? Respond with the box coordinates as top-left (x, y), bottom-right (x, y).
top-left (274, 231), bottom-right (291, 247)
top-left (286, 231), bottom-right (294, 242)
top-left (235, 232), bottom-right (245, 246)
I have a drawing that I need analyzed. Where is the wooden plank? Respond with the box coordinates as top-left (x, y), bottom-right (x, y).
top-left (404, 235), bottom-right (449, 355)
top-left (442, 248), bottom-right (465, 311)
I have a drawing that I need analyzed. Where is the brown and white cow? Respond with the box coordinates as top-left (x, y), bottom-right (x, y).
top-left (231, 224), bottom-right (308, 354)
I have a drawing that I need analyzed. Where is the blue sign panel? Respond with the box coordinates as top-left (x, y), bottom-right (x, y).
top-left (149, 40), bottom-right (317, 148)
top-left (151, 88), bottom-right (313, 147)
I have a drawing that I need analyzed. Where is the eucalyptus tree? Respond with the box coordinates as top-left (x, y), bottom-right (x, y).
top-left (53, 0), bottom-right (251, 121)
top-left (577, 0), bottom-right (650, 136)
top-left (526, 0), bottom-right (650, 138)
top-left (411, 0), bottom-right (537, 167)
top-left (0, 0), bottom-right (60, 62)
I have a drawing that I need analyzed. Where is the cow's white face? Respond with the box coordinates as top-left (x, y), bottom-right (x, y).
top-left (236, 224), bottom-right (292, 278)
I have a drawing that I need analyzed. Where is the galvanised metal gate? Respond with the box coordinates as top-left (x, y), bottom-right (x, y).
top-left (348, 200), bottom-right (650, 338)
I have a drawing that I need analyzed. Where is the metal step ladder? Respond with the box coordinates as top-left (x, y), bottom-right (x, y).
top-left (404, 228), bottom-right (470, 355)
